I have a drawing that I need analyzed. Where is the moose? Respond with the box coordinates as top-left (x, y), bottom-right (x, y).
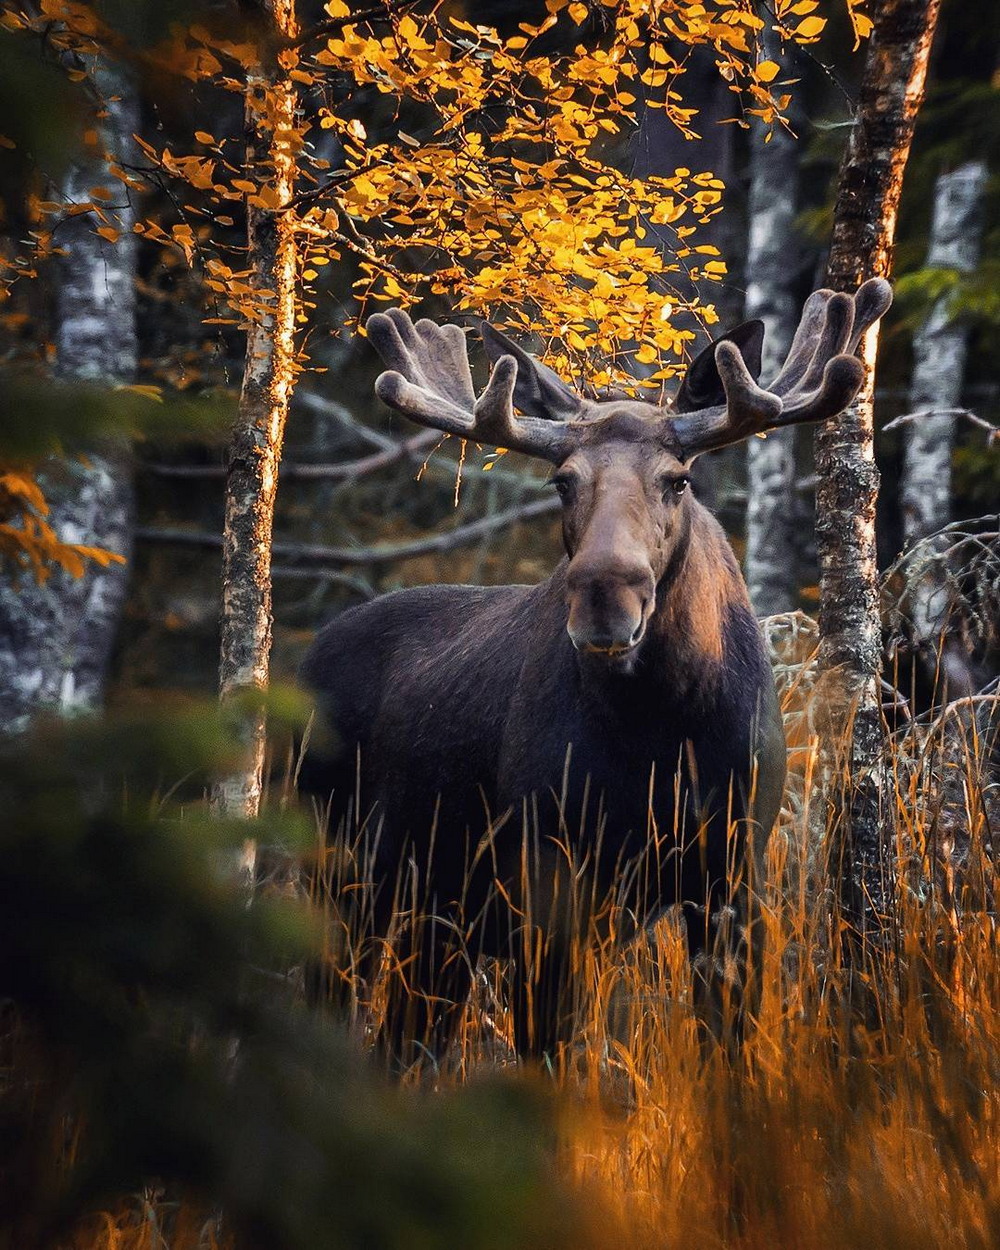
top-left (298, 278), bottom-right (893, 1063)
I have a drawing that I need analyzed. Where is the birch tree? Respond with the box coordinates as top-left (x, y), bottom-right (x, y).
top-left (900, 161), bottom-right (987, 544)
top-left (814, 0), bottom-right (941, 934)
top-left (213, 0), bottom-right (299, 818)
top-left (743, 49), bottom-right (802, 617)
top-left (0, 66), bottom-right (136, 732)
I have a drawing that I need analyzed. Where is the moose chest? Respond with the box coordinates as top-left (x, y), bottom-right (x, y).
top-left (495, 632), bottom-right (777, 868)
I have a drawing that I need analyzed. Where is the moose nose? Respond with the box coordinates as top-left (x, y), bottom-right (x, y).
top-left (565, 557), bottom-right (655, 655)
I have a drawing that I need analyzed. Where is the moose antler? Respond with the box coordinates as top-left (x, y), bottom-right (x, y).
top-left (670, 278), bottom-right (893, 458)
top-left (367, 308), bottom-right (574, 463)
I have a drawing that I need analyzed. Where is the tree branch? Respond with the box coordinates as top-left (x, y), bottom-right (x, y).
top-left (882, 406), bottom-right (999, 446)
top-left (144, 430), bottom-right (546, 488)
top-left (135, 496), bottom-right (559, 567)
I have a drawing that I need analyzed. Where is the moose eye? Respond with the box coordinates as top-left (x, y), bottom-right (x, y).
top-left (550, 476), bottom-right (574, 501)
top-left (663, 475), bottom-right (690, 499)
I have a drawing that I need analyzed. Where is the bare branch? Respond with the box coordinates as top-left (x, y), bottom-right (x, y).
top-left (135, 496), bottom-right (559, 567)
top-left (882, 406), bottom-right (999, 446)
top-left (142, 430), bottom-right (545, 488)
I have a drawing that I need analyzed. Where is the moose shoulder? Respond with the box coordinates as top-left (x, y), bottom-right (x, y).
top-left (298, 280), bottom-right (893, 1062)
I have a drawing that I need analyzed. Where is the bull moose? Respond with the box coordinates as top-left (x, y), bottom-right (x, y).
top-left (298, 279), bottom-right (893, 1062)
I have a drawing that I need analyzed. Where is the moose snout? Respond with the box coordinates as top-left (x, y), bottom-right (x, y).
top-left (565, 558), bottom-right (655, 656)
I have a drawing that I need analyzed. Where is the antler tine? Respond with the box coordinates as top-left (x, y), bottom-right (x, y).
top-left (368, 309), bottom-right (573, 463)
top-left (667, 344), bottom-right (782, 455)
top-left (773, 278), bottom-right (892, 424)
top-left (670, 279), bottom-right (892, 459)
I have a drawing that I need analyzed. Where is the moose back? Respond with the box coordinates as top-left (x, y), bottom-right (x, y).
top-left (298, 280), bottom-right (892, 1061)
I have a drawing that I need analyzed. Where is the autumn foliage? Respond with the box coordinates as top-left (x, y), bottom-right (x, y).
top-left (0, 0), bottom-right (873, 579)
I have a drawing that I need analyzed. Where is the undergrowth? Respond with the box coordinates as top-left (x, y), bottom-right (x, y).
top-left (32, 618), bottom-right (1000, 1248)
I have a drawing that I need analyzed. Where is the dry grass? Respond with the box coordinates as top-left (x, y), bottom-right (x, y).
top-left (75, 619), bottom-right (1000, 1249)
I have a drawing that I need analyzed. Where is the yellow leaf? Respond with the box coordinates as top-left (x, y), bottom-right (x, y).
top-left (755, 60), bottom-right (780, 83)
top-left (795, 15), bottom-right (826, 38)
top-left (118, 384), bottom-right (164, 401)
top-left (96, 226), bottom-right (120, 242)
top-left (195, 130), bottom-right (215, 144)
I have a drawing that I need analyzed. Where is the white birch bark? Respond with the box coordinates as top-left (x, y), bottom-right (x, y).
top-left (900, 161), bottom-right (987, 544)
top-left (213, 0), bottom-right (299, 818)
top-left (0, 69), bottom-right (136, 733)
top-left (744, 91), bottom-right (801, 616)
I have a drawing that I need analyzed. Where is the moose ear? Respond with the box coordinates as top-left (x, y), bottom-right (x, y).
top-left (481, 324), bottom-right (583, 422)
top-left (673, 319), bottom-right (765, 414)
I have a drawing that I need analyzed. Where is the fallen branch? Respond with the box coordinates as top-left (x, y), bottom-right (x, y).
top-left (135, 496), bottom-right (559, 567)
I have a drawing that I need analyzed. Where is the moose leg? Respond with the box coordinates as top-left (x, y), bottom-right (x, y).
top-left (376, 905), bottom-right (474, 1073)
top-left (509, 927), bottom-right (580, 1063)
top-left (497, 827), bottom-right (595, 1065)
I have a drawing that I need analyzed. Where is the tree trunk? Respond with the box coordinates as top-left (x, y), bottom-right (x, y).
top-left (900, 161), bottom-right (987, 543)
top-left (213, 0), bottom-right (299, 818)
top-left (0, 69), bottom-right (136, 733)
top-left (743, 65), bottom-right (802, 616)
top-left (814, 0), bottom-right (941, 935)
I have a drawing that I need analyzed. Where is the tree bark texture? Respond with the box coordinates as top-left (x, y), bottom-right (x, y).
top-left (214, 0), bottom-right (299, 818)
top-left (815, 0), bottom-right (941, 933)
top-left (0, 70), bottom-right (136, 733)
top-left (744, 89), bottom-right (802, 616)
top-left (900, 161), bottom-right (987, 544)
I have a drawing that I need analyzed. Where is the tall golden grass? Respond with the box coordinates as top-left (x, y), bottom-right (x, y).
top-left (77, 615), bottom-right (1000, 1249)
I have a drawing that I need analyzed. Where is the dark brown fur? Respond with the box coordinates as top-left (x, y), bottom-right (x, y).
top-left (299, 435), bottom-right (785, 1060)
top-left (298, 286), bottom-right (893, 1060)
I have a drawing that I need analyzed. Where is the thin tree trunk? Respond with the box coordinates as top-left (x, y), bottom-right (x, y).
top-left (815, 0), bottom-right (941, 935)
top-left (744, 60), bottom-right (802, 616)
top-left (0, 68), bottom-right (136, 732)
top-left (214, 0), bottom-right (299, 818)
top-left (900, 161), bottom-right (987, 543)
top-left (896, 162), bottom-right (987, 703)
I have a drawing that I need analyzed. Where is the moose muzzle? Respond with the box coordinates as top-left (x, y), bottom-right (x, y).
top-left (565, 556), bottom-right (656, 657)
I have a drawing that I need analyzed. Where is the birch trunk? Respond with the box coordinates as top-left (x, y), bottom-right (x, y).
top-left (744, 80), bottom-right (801, 616)
top-left (900, 161), bottom-right (987, 543)
top-left (815, 0), bottom-right (941, 934)
top-left (0, 69), bottom-right (136, 733)
top-left (213, 0), bottom-right (299, 818)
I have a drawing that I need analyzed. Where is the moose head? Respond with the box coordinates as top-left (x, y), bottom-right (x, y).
top-left (367, 279), bottom-right (892, 661)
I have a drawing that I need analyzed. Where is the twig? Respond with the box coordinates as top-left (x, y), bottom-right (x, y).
top-left (270, 566), bottom-right (376, 597)
top-left (883, 407), bottom-right (999, 446)
top-left (296, 392), bottom-right (393, 450)
top-left (135, 497), bottom-right (559, 567)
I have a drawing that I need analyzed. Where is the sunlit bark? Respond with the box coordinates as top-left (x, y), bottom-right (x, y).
top-left (214, 0), bottom-right (299, 817)
top-left (815, 0), bottom-right (941, 933)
